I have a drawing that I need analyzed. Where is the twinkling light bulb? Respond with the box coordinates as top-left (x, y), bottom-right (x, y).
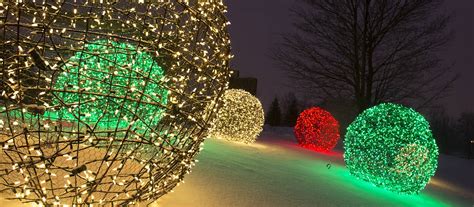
top-left (209, 89), bottom-right (264, 144)
top-left (294, 107), bottom-right (340, 152)
top-left (0, 1), bottom-right (232, 206)
top-left (344, 103), bottom-right (439, 194)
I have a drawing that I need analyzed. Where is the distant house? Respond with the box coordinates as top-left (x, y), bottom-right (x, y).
top-left (229, 70), bottom-right (258, 96)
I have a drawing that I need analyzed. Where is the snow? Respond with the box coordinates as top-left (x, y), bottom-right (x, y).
top-left (155, 127), bottom-right (473, 207)
top-left (1, 127), bottom-right (473, 206)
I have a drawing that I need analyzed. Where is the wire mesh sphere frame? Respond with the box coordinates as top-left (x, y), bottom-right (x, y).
top-left (0, 1), bottom-right (232, 206)
top-left (293, 107), bottom-right (340, 152)
top-left (209, 89), bottom-right (264, 144)
top-left (45, 39), bottom-right (169, 129)
top-left (344, 103), bottom-right (439, 194)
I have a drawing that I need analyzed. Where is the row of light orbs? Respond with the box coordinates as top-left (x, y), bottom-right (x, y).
top-left (292, 103), bottom-right (438, 195)
top-left (0, 1), bottom-right (232, 206)
top-left (207, 93), bottom-right (438, 194)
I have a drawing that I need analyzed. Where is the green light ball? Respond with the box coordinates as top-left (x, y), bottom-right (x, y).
top-left (45, 40), bottom-right (168, 129)
top-left (344, 103), bottom-right (438, 194)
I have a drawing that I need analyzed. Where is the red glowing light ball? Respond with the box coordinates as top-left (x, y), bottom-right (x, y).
top-left (294, 107), bottom-right (340, 152)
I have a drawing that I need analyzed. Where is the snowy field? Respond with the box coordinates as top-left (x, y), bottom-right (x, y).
top-left (1, 127), bottom-right (473, 207)
top-left (158, 127), bottom-right (474, 207)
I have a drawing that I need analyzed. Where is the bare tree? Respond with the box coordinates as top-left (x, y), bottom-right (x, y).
top-left (274, 0), bottom-right (456, 112)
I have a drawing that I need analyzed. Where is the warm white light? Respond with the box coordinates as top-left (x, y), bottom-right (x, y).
top-left (209, 89), bottom-right (265, 144)
top-left (0, 1), bottom-right (232, 206)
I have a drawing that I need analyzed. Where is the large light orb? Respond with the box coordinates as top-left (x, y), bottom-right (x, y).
top-left (344, 103), bottom-right (439, 194)
top-left (0, 1), bottom-right (231, 206)
top-left (209, 89), bottom-right (264, 144)
top-left (294, 107), bottom-right (340, 152)
top-left (45, 39), bottom-right (168, 129)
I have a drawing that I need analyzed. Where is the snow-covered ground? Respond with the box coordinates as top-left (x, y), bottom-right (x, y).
top-left (156, 127), bottom-right (473, 207)
top-left (1, 127), bottom-right (473, 206)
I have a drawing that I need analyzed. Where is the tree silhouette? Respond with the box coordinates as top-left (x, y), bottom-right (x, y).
top-left (430, 110), bottom-right (457, 154)
top-left (266, 97), bottom-right (282, 126)
top-left (458, 112), bottom-right (474, 157)
top-left (283, 95), bottom-right (299, 127)
top-left (274, 0), bottom-right (455, 112)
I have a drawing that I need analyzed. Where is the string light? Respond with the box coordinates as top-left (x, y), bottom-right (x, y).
top-left (209, 89), bottom-right (264, 144)
top-left (44, 39), bottom-right (168, 129)
top-left (294, 107), bottom-right (340, 152)
top-left (344, 103), bottom-right (438, 194)
top-left (0, 1), bottom-right (232, 206)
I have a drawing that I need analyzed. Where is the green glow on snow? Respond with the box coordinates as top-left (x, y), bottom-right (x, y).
top-left (304, 162), bottom-right (449, 207)
top-left (199, 139), bottom-right (450, 207)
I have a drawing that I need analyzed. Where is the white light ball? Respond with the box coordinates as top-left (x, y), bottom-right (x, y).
top-left (209, 89), bottom-right (264, 144)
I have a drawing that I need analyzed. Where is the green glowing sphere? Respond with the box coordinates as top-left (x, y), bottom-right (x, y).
top-left (45, 40), bottom-right (168, 129)
top-left (344, 103), bottom-right (438, 194)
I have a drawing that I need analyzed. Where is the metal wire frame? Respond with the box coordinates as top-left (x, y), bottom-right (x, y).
top-left (0, 0), bottom-right (231, 206)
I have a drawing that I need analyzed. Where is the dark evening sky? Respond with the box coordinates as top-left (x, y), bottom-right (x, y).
top-left (225, 0), bottom-right (473, 117)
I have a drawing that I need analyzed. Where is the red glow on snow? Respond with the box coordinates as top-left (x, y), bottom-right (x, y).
top-left (294, 107), bottom-right (340, 152)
